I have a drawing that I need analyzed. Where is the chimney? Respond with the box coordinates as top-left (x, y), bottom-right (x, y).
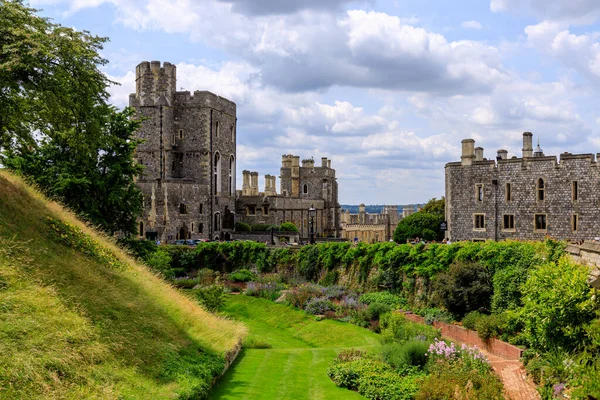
top-left (242, 170), bottom-right (252, 196)
top-left (522, 132), bottom-right (533, 158)
top-left (461, 139), bottom-right (475, 166)
top-left (474, 147), bottom-right (484, 162)
top-left (497, 149), bottom-right (508, 160)
top-left (250, 172), bottom-right (259, 196)
top-left (327, 160), bottom-right (331, 168)
top-left (321, 157), bottom-right (328, 167)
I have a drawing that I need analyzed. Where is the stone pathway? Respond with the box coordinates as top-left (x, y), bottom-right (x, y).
top-left (484, 352), bottom-right (540, 400)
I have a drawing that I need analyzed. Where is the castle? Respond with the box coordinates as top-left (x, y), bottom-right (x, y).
top-left (131, 61), bottom-right (340, 241)
top-left (235, 156), bottom-right (341, 239)
top-left (340, 204), bottom-right (399, 242)
top-left (445, 132), bottom-right (600, 242)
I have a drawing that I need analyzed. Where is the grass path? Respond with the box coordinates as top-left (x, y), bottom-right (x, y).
top-left (210, 295), bottom-right (381, 400)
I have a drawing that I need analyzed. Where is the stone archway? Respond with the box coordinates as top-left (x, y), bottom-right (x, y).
top-left (178, 226), bottom-right (189, 240)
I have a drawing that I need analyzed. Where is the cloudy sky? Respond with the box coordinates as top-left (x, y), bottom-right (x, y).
top-left (31, 0), bottom-right (600, 204)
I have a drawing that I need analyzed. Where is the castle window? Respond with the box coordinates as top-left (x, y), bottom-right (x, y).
top-left (473, 214), bottom-right (485, 230)
top-left (179, 203), bottom-right (188, 214)
top-left (572, 181), bottom-right (578, 201)
top-left (199, 203), bottom-right (203, 214)
top-left (139, 221), bottom-right (144, 237)
top-left (303, 184), bottom-right (308, 194)
top-left (247, 205), bottom-right (256, 216)
top-left (231, 124), bottom-right (235, 142)
top-left (191, 222), bottom-right (194, 232)
top-left (572, 214), bottom-right (578, 232)
top-left (199, 223), bottom-right (203, 234)
top-left (230, 155), bottom-right (235, 196)
top-left (215, 121), bottom-right (219, 137)
top-left (534, 214), bottom-right (547, 231)
top-left (172, 133), bottom-right (176, 145)
top-left (537, 178), bottom-right (545, 201)
top-left (262, 206), bottom-right (269, 215)
top-left (214, 212), bottom-right (221, 232)
top-left (179, 129), bottom-right (183, 140)
top-left (214, 152), bottom-right (222, 194)
top-left (506, 183), bottom-right (512, 202)
top-left (475, 184), bottom-right (483, 202)
top-left (503, 214), bottom-right (515, 231)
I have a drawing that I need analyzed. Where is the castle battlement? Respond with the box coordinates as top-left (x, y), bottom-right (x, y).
top-left (174, 91), bottom-right (236, 115)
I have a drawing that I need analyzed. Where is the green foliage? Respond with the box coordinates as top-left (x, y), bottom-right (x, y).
top-left (319, 270), bottom-right (339, 286)
top-left (195, 285), bottom-right (225, 312)
top-left (118, 237), bottom-right (158, 260)
top-left (434, 261), bottom-right (492, 319)
top-left (521, 257), bottom-right (598, 351)
top-left (229, 269), bottom-right (256, 282)
top-left (474, 313), bottom-right (507, 340)
top-left (146, 249), bottom-right (174, 278)
top-left (279, 222), bottom-right (299, 232)
top-left (419, 197), bottom-right (445, 217)
top-left (462, 311), bottom-right (483, 331)
top-left (393, 211), bottom-right (444, 244)
top-left (250, 223), bottom-right (273, 231)
top-left (359, 291), bottom-right (407, 308)
top-left (382, 340), bottom-right (431, 372)
top-left (242, 337), bottom-right (272, 349)
top-left (172, 277), bottom-right (199, 289)
top-left (235, 222), bottom-right (252, 232)
top-left (379, 312), bottom-right (441, 343)
top-left (357, 372), bottom-right (420, 400)
top-left (297, 245), bottom-right (320, 280)
top-left (304, 297), bottom-right (335, 315)
top-left (366, 302), bottom-right (392, 321)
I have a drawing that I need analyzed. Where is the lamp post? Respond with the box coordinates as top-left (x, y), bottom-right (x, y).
top-left (309, 205), bottom-right (316, 244)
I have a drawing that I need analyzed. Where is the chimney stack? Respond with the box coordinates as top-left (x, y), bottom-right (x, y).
top-left (474, 147), bottom-right (484, 162)
top-left (461, 139), bottom-right (475, 166)
top-left (497, 149), bottom-right (508, 160)
top-left (522, 132), bottom-right (533, 158)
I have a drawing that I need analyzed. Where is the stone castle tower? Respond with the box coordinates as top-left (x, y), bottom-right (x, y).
top-left (130, 61), bottom-right (237, 241)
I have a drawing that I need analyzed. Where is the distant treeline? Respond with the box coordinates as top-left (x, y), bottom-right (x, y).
top-left (341, 204), bottom-right (425, 214)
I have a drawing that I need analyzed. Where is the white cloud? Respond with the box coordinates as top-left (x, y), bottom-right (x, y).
top-left (461, 20), bottom-right (482, 29)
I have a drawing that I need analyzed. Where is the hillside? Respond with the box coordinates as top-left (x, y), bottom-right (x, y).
top-left (0, 170), bottom-right (246, 399)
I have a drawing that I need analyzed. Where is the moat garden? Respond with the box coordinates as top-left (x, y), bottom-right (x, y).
top-left (123, 238), bottom-right (599, 399)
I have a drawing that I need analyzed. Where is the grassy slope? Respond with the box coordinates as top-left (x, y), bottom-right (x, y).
top-left (210, 295), bottom-right (381, 400)
top-left (0, 170), bottom-right (246, 399)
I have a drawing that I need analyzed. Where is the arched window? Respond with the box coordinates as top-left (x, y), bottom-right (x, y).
top-left (303, 184), bottom-right (308, 194)
top-left (537, 178), bottom-right (545, 201)
top-left (139, 221), bottom-right (144, 237)
top-left (214, 212), bottom-right (221, 232)
top-left (229, 155), bottom-right (235, 196)
top-left (214, 152), bottom-right (221, 194)
top-left (215, 121), bottom-right (219, 137)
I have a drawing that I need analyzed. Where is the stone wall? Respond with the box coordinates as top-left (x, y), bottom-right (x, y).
top-left (131, 61), bottom-right (236, 242)
top-left (446, 133), bottom-right (600, 242)
top-left (565, 241), bottom-right (600, 288)
top-left (231, 231), bottom-right (300, 245)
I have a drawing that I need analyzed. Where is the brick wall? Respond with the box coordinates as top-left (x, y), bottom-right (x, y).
top-left (403, 313), bottom-right (523, 360)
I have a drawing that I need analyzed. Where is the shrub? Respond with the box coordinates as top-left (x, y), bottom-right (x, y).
top-left (521, 257), bottom-right (598, 351)
top-left (235, 222), bottom-right (252, 232)
top-left (474, 313), bottom-right (506, 340)
top-left (284, 283), bottom-right (324, 309)
top-left (358, 371), bottom-right (420, 400)
top-left (197, 268), bottom-right (215, 285)
top-left (433, 260), bottom-right (492, 319)
top-left (172, 277), bottom-right (198, 289)
top-left (367, 302), bottom-right (392, 321)
top-left (304, 297), bottom-right (335, 315)
top-left (250, 223), bottom-right (273, 232)
top-left (195, 285), bottom-right (225, 312)
top-left (229, 269), bottom-right (256, 282)
top-left (462, 311), bottom-right (483, 331)
top-left (327, 357), bottom-right (394, 390)
top-left (380, 312), bottom-right (440, 343)
top-left (359, 292), bottom-right (407, 309)
top-left (145, 248), bottom-right (174, 278)
top-left (382, 340), bottom-right (430, 372)
top-left (243, 337), bottom-right (272, 349)
top-left (416, 362), bottom-right (503, 400)
top-left (279, 222), bottom-right (298, 232)
top-left (319, 270), bottom-right (339, 286)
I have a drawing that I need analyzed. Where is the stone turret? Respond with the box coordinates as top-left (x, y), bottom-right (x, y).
top-left (130, 61), bottom-right (177, 107)
top-left (522, 132), bottom-right (533, 158)
top-left (461, 139), bottom-right (475, 166)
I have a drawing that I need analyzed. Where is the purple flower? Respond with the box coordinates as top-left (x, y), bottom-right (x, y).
top-left (553, 383), bottom-right (565, 398)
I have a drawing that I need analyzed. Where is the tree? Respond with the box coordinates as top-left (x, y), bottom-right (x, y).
top-left (393, 198), bottom-right (445, 243)
top-left (1, 1), bottom-right (143, 235)
top-left (280, 222), bottom-right (299, 232)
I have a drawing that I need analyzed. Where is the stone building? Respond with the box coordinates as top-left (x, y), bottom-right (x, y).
top-left (130, 61), bottom-right (236, 242)
top-left (235, 156), bottom-right (341, 239)
top-left (341, 204), bottom-right (399, 242)
top-left (446, 132), bottom-right (600, 242)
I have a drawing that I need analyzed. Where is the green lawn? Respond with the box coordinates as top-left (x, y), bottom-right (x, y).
top-left (210, 295), bottom-right (381, 400)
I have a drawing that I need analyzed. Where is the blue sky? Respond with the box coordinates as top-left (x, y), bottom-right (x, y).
top-left (30, 0), bottom-right (600, 204)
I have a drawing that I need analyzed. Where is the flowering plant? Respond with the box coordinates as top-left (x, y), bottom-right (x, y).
top-left (427, 338), bottom-right (491, 373)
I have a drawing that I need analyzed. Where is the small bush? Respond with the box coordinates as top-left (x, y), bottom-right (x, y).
top-left (380, 312), bottom-right (440, 343)
top-left (319, 270), bottom-right (339, 286)
top-left (304, 296), bottom-right (335, 315)
top-left (250, 223), bottom-right (273, 232)
top-left (462, 311), bottom-right (483, 331)
top-left (382, 340), bottom-right (430, 372)
top-left (172, 277), bottom-right (198, 289)
top-left (358, 372), bottom-right (420, 400)
top-left (279, 222), bottom-right (298, 232)
top-left (359, 292), bottom-right (406, 309)
top-left (146, 248), bottom-right (174, 278)
top-left (475, 313), bottom-right (506, 340)
top-left (235, 222), bottom-right (252, 232)
top-left (195, 285), bottom-right (225, 312)
top-left (367, 302), bottom-right (392, 321)
top-left (243, 337), bottom-right (272, 349)
top-left (229, 269), bottom-right (256, 282)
